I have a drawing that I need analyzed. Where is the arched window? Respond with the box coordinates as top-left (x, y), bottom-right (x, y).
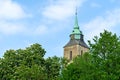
top-left (70, 51), bottom-right (72, 60)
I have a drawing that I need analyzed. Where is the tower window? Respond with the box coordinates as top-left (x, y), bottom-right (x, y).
top-left (81, 50), bottom-right (83, 55)
top-left (70, 51), bottom-right (72, 60)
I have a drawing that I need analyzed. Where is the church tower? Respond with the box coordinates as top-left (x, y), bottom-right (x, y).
top-left (63, 11), bottom-right (89, 60)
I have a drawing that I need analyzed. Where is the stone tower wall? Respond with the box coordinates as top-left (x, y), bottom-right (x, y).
top-left (64, 45), bottom-right (89, 60)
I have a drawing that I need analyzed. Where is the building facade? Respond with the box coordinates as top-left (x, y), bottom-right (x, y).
top-left (63, 12), bottom-right (89, 60)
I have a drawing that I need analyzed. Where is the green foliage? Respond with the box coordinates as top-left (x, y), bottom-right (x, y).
top-left (89, 30), bottom-right (120, 60)
top-left (0, 43), bottom-right (64, 80)
top-left (45, 56), bottom-right (61, 80)
top-left (61, 53), bottom-right (95, 80)
top-left (14, 64), bottom-right (47, 80)
top-left (88, 30), bottom-right (120, 80)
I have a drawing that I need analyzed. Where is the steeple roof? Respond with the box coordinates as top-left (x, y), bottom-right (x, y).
top-left (74, 11), bottom-right (79, 29)
top-left (71, 10), bottom-right (82, 35)
top-left (63, 9), bottom-right (89, 49)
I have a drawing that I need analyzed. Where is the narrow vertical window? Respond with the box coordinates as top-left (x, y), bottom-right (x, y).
top-left (81, 50), bottom-right (83, 55)
top-left (70, 51), bottom-right (72, 60)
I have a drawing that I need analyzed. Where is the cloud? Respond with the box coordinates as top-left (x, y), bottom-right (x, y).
top-left (1, 0), bottom-right (107, 37)
top-left (38, 0), bottom-right (86, 36)
top-left (0, 0), bottom-right (26, 20)
top-left (83, 8), bottom-right (120, 40)
top-left (0, 21), bottom-right (26, 35)
top-left (0, 0), bottom-right (28, 35)
top-left (42, 0), bottom-right (86, 20)
top-left (34, 25), bottom-right (48, 35)
top-left (33, 24), bottom-right (63, 36)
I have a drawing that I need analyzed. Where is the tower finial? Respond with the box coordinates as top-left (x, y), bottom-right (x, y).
top-left (75, 0), bottom-right (78, 16)
top-left (75, 7), bottom-right (77, 15)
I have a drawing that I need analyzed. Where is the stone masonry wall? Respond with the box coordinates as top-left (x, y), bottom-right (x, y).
top-left (64, 45), bottom-right (89, 60)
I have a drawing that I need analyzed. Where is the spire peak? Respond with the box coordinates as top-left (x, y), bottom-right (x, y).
top-left (75, 8), bottom-right (77, 15)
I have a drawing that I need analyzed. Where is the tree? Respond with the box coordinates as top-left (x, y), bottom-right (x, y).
top-left (88, 30), bottom-right (120, 79)
top-left (45, 56), bottom-right (61, 80)
top-left (0, 43), bottom-right (47, 80)
top-left (89, 30), bottom-right (120, 60)
top-left (45, 57), bottom-right (68, 80)
top-left (0, 43), bottom-right (65, 80)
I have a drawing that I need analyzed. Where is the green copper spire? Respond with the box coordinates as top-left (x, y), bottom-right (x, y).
top-left (71, 10), bottom-right (82, 35)
top-left (74, 10), bottom-right (79, 29)
top-left (70, 9), bottom-right (83, 40)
